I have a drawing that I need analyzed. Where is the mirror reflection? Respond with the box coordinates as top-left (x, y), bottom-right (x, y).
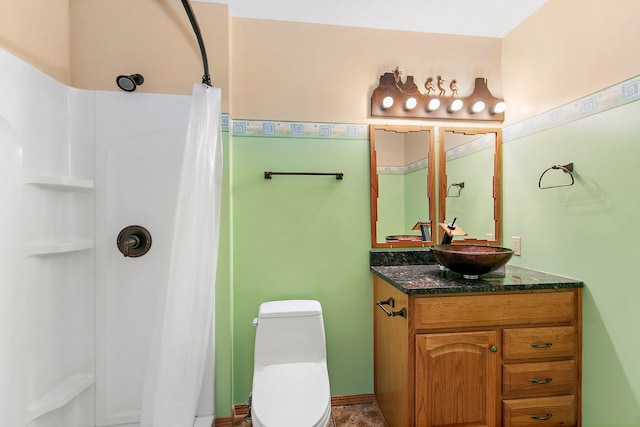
top-left (438, 127), bottom-right (502, 244)
top-left (370, 125), bottom-right (435, 248)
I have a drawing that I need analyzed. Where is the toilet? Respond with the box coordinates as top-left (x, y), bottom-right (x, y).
top-left (251, 300), bottom-right (331, 427)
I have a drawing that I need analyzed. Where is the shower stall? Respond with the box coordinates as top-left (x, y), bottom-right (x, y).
top-left (0, 48), bottom-right (215, 427)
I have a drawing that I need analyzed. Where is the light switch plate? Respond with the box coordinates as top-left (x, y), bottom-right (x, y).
top-left (512, 236), bottom-right (521, 256)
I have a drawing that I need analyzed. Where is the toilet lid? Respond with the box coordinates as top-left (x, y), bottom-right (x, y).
top-left (252, 362), bottom-right (331, 427)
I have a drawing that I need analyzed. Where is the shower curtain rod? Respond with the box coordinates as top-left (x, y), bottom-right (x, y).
top-left (180, 0), bottom-right (212, 86)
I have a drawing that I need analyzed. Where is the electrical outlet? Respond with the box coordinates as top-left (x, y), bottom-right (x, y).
top-left (511, 236), bottom-right (522, 256)
top-left (486, 233), bottom-right (495, 241)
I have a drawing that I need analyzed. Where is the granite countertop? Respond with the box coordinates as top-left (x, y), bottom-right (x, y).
top-left (370, 263), bottom-right (584, 295)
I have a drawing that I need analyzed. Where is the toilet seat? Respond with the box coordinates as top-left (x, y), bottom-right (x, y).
top-left (251, 362), bottom-right (331, 427)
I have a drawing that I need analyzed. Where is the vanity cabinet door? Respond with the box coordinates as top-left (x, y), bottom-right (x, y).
top-left (415, 331), bottom-right (499, 427)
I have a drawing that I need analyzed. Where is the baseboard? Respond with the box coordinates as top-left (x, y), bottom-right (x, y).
top-left (331, 393), bottom-right (376, 406)
top-left (214, 417), bottom-right (233, 427)
top-left (216, 393), bottom-right (376, 426)
top-left (233, 393), bottom-right (376, 415)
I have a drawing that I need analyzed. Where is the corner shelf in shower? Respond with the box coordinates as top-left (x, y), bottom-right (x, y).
top-left (23, 173), bottom-right (94, 190)
top-left (25, 373), bottom-right (94, 423)
top-left (24, 238), bottom-right (94, 257)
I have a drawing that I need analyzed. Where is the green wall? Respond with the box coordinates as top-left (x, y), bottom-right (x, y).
top-left (230, 132), bottom-right (372, 404)
top-left (503, 100), bottom-right (640, 425)
top-left (376, 167), bottom-right (429, 242)
top-left (215, 131), bottom-right (233, 416)
top-left (219, 79), bottom-right (640, 425)
top-left (377, 174), bottom-right (405, 241)
top-left (404, 168), bottom-right (430, 234)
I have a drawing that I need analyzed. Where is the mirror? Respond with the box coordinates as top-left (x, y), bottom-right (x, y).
top-left (370, 125), bottom-right (436, 248)
top-left (438, 127), bottom-right (502, 245)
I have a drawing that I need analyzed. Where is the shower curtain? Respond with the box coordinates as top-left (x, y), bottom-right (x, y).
top-left (140, 84), bottom-right (223, 427)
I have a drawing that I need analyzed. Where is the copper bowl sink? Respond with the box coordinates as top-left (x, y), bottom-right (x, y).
top-left (431, 244), bottom-right (514, 278)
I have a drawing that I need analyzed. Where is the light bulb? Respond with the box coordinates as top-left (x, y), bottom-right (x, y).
top-left (382, 96), bottom-right (394, 109)
top-left (492, 101), bottom-right (506, 114)
top-left (471, 101), bottom-right (486, 113)
top-left (427, 98), bottom-right (440, 112)
top-left (449, 99), bottom-right (463, 112)
top-left (405, 97), bottom-right (417, 110)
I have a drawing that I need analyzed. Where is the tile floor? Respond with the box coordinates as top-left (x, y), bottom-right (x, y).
top-left (231, 402), bottom-right (389, 426)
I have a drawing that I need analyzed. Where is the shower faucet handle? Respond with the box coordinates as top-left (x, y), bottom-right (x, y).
top-left (117, 225), bottom-right (152, 257)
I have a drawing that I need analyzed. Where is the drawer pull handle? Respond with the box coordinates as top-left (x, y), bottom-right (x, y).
top-left (530, 377), bottom-right (553, 385)
top-left (531, 413), bottom-right (553, 421)
top-left (376, 299), bottom-right (407, 318)
top-left (530, 342), bottom-right (553, 349)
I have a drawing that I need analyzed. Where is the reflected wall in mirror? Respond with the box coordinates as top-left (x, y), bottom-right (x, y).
top-left (370, 125), bottom-right (435, 248)
top-left (438, 127), bottom-right (502, 245)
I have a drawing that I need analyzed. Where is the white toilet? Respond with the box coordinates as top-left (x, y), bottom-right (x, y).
top-left (251, 300), bottom-right (331, 427)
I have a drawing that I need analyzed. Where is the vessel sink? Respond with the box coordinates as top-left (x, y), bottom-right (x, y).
top-left (431, 244), bottom-right (514, 278)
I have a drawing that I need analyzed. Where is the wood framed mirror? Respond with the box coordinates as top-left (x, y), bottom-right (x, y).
top-left (438, 127), bottom-right (502, 245)
top-left (370, 125), bottom-right (436, 248)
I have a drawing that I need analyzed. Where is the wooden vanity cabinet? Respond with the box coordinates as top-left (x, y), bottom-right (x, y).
top-left (373, 275), bottom-right (582, 427)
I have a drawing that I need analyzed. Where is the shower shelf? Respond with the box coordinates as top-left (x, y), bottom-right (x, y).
top-left (25, 373), bottom-right (94, 423)
top-left (24, 238), bottom-right (94, 257)
top-left (24, 173), bottom-right (94, 190)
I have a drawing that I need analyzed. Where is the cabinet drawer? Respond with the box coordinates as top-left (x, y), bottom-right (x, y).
top-left (503, 326), bottom-right (576, 361)
top-left (503, 395), bottom-right (576, 427)
top-left (414, 291), bottom-right (575, 330)
top-left (503, 361), bottom-right (577, 398)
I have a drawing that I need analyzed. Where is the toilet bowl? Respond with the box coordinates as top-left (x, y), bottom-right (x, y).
top-left (251, 300), bottom-right (331, 427)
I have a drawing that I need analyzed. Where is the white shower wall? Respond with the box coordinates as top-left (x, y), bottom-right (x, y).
top-left (1, 48), bottom-right (96, 427)
top-left (0, 49), bottom-right (214, 427)
top-left (94, 91), bottom-right (214, 426)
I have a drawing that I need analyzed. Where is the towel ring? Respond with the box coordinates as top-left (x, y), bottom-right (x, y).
top-left (538, 163), bottom-right (574, 189)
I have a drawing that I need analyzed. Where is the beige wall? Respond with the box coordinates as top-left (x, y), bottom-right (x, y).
top-left (0, 0), bottom-right (71, 84)
top-left (502, 0), bottom-right (640, 125)
top-left (230, 18), bottom-right (502, 123)
top-left (5, 0), bottom-right (640, 125)
top-left (69, 0), bottom-right (230, 111)
top-left (2, 1), bottom-right (500, 123)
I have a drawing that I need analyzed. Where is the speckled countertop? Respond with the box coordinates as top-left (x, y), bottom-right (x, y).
top-left (370, 249), bottom-right (583, 295)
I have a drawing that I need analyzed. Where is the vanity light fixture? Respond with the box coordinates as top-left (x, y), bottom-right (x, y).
top-left (371, 68), bottom-right (505, 122)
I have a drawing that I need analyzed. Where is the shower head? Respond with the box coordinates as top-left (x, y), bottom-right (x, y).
top-left (116, 74), bottom-right (144, 92)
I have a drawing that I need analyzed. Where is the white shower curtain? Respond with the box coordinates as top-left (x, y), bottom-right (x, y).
top-left (140, 84), bottom-right (223, 427)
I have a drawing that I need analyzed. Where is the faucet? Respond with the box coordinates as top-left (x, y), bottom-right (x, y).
top-left (418, 217), bottom-right (431, 242)
top-left (441, 218), bottom-right (457, 244)
top-left (116, 225), bottom-right (152, 257)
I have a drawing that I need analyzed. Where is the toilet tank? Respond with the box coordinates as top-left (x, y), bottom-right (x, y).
top-left (254, 300), bottom-right (327, 369)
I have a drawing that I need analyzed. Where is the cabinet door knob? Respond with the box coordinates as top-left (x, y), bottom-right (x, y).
top-left (490, 345), bottom-right (498, 353)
